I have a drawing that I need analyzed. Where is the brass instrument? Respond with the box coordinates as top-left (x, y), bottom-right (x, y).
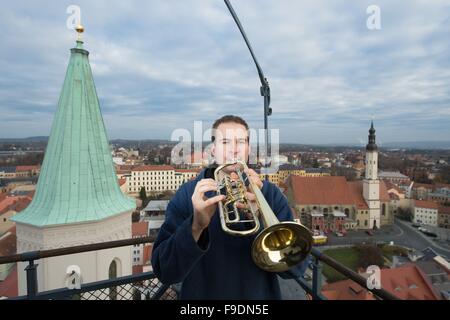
top-left (214, 160), bottom-right (313, 272)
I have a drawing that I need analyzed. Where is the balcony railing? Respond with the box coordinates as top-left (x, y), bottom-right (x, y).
top-left (0, 236), bottom-right (398, 300)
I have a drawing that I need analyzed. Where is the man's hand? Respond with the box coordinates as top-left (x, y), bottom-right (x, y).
top-left (245, 168), bottom-right (263, 190)
top-left (191, 179), bottom-right (225, 241)
top-left (234, 168), bottom-right (263, 217)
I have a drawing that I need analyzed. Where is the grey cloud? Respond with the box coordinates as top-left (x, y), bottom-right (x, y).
top-left (0, 0), bottom-right (449, 143)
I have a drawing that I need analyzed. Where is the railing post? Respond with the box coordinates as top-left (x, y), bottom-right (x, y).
top-left (312, 257), bottom-right (322, 300)
top-left (25, 260), bottom-right (39, 299)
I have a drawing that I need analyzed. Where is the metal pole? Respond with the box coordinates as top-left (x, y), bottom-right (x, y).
top-left (223, 0), bottom-right (272, 180)
top-left (25, 260), bottom-right (38, 299)
top-left (312, 257), bottom-right (322, 300)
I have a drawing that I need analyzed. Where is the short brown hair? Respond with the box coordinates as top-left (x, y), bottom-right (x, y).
top-left (211, 115), bottom-right (249, 142)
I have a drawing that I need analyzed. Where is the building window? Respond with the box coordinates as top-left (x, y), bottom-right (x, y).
top-left (108, 260), bottom-right (118, 300)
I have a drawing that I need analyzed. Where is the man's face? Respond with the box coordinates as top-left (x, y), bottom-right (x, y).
top-left (211, 122), bottom-right (249, 165)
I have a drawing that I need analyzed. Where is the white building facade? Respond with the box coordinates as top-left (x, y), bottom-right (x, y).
top-left (362, 122), bottom-right (381, 229)
top-left (413, 201), bottom-right (439, 227)
top-left (127, 166), bottom-right (199, 194)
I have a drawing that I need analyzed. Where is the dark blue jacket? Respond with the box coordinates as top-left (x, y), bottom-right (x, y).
top-left (151, 168), bottom-right (302, 299)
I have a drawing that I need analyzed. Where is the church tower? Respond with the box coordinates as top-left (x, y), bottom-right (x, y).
top-left (362, 121), bottom-right (381, 229)
top-left (11, 25), bottom-right (136, 295)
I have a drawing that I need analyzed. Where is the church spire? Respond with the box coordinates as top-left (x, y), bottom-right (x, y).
top-left (366, 120), bottom-right (378, 151)
top-left (11, 27), bottom-right (135, 227)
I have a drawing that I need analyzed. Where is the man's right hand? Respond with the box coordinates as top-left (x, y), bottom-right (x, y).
top-left (191, 179), bottom-right (225, 242)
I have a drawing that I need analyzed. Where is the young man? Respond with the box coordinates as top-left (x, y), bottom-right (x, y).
top-left (151, 115), bottom-right (303, 299)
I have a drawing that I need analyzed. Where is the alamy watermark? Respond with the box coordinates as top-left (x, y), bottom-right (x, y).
top-left (66, 265), bottom-right (82, 290)
top-left (66, 5), bottom-right (81, 31)
top-left (366, 265), bottom-right (382, 290)
top-left (367, 5), bottom-right (381, 30)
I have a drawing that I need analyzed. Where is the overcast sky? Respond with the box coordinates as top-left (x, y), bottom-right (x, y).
top-left (0, 0), bottom-right (449, 145)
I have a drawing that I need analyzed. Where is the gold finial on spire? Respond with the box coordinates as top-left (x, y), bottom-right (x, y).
top-left (75, 23), bottom-right (84, 42)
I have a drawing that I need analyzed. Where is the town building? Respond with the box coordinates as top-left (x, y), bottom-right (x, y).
top-left (10, 28), bottom-right (136, 296)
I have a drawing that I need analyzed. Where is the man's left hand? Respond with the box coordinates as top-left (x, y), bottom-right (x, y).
top-left (244, 168), bottom-right (263, 190)
top-left (235, 168), bottom-right (263, 217)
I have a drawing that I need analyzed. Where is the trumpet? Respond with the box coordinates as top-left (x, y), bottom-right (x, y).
top-left (214, 160), bottom-right (313, 272)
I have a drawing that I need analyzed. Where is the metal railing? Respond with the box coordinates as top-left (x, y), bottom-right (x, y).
top-left (290, 248), bottom-right (399, 300)
top-left (0, 237), bottom-right (398, 300)
top-left (1, 236), bottom-right (177, 300)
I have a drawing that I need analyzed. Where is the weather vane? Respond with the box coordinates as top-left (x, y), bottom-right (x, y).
top-left (75, 22), bottom-right (84, 42)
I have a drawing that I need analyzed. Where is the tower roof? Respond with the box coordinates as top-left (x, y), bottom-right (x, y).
top-left (366, 120), bottom-right (378, 151)
top-left (11, 34), bottom-right (135, 227)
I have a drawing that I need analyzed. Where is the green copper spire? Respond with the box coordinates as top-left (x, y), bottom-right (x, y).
top-left (11, 29), bottom-right (135, 227)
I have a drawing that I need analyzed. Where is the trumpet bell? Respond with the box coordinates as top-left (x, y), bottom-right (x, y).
top-left (252, 221), bottom-right (313, 272)
top-left (214, 160), bottom-right (313, 272)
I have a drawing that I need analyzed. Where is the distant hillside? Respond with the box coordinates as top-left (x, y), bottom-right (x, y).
top-left (381, 141), bottom-right (450, 150)
top-left (1, 137), bottom-right (449, 150)
top-left (313, 141), bottom-right (450, 150)
top-left (0, 136), bottom-right (49, 143)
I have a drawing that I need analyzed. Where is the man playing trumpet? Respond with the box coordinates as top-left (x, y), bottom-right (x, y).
top-left (152, 115), bottom-right (310, 299)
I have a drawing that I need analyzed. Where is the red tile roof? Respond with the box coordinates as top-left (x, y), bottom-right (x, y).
top-left (352, 162), bottom-right (365, 171)
top-left (0, 197), bottom-right (31, 215)
top-left (323, 264), bottom-right (440, 300)
top-left (322, 280), bottom-right (376, 300)
top-left (132, 265), bottom-right (143, 275)
top-left (289, 176), bottom-right (388, 209)
top-left (132, 221), bottom-right (149, 237)
top-left (117, 165), bottom-right (139, 170)
top-left (15, 165), bottom-right (40, 172)
top-left (12, 198), bottom-right (31, 212)
top-left (118, 178), bottom-right (127, 187)
top-left (414, 200), bottom-right (439, 210)
top-left (115, 165), bottom-right (139, 174)
top-left (27, 190), bottom-right (35, 199)
top-left (0, 197), bottom-right (17, 214)
top-left (347, 181), bottom-right (369, 210)
top-left (0, 232), bottom-right (16, 257)
top-left (435, 183), bottom-right (450, 189)
top-left (413, 183), bottom-right (434, 190)
top-left (379, 180), bottom-right (391, 202)
top-left (389, 193), bottom-right (400, 200)
top-left (175, 169), bottom-right (201, 173)
top-left (143, 244), bottom-right (153, 265)
top-left (438, 206), bottom-right (450, 215)
top-left (384, 181), bottom-right (404, 194)
top-left (380, 264), bottom-right (441, 300)
top-left (133, 165), bottom-right (174, 171)
top-left (289, 176), bottom-right (355, 205)
top-left (0, 193), bottom-right (7, 203)
top-left (0, 265), bottom-right (18, 298)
